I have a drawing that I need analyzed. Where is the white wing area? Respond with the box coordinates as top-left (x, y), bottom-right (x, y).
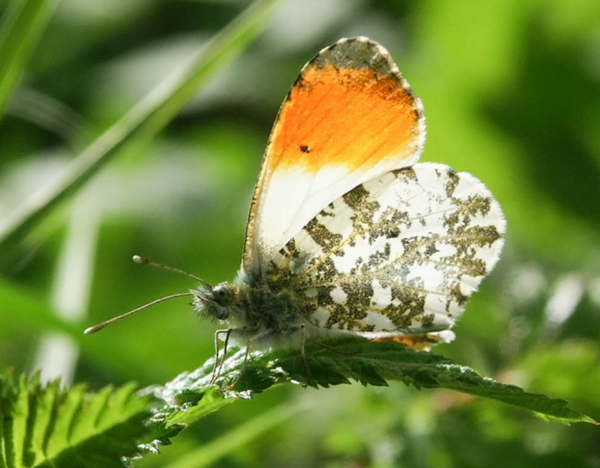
top-left (269, 163), bottom-right (505, 335)
top-left (254, 152), bottom-right (421, 265)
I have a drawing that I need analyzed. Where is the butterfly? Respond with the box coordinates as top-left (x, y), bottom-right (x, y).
top-left (86, 37), bottom-right (505, 372)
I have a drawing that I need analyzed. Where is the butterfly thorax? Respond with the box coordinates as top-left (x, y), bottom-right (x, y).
top-left (191, 269), bottom-right (306, 347)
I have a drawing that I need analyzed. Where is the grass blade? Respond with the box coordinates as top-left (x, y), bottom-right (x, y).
top-left (164, 403), bottom-right (302, 468)
top-left (0, 0), bottom-right (59, 119)
top-left (0, 0), bottom-right (280, 258)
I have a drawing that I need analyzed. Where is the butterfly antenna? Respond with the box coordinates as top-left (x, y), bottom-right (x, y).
top-left (84, 292), bottom-right (193, 335)
top-left (132, 255), bottom-right (210, 287)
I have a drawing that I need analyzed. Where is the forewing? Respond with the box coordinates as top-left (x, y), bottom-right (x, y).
top-left (268, 163), bottom-right (505, 335)
top-left (243, 37), bottom-right (425, 269)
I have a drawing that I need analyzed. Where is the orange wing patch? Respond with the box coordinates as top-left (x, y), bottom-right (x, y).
top-left (243, 37), bottom-right (425, 268)
top-left (270, 64), bottom-right (421, 173)
top-left (372, 334), bottom-right (450, 351)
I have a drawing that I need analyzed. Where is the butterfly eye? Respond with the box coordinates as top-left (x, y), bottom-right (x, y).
top-left (212, 283), bottom-right (235, 306)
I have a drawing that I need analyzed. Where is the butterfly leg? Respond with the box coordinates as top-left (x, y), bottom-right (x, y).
top-left (217, 343), bottom-right (251, 391)
top-left (210, 329), bottom-right (232, 384)
top-left (216, 326), bottom-right (314, 390)
top-left (215, 329), bottom-right (233, 380)
top-left (216, 328), bottom-right (273, 391)
top-left (299, 324), bottom-right (313, 387)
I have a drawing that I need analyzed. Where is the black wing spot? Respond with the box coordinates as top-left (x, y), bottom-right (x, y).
top-left (300, 145), bottom-right (311, 153)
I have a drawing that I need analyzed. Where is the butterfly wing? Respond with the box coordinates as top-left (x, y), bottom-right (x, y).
top-left (243, 37), bottom-right (425, 269)
top-left (268, 163), bottom-right (505, 336)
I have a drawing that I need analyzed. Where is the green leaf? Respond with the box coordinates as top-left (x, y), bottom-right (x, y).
top-left (143, 337), bottom-right (596, 449)
top-left (0, 0), bottom-right (280, 260)
top-left (0, 0), bottom-right (59, 120)
top-left (0, 373), bottom-right (154, 468)
top-left (2, 339), bottom-right (595, 466)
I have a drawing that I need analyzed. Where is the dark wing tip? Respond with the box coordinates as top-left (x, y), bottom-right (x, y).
top-left (303, 37), bottom-right (425, 124)
top-left (307, 37), bottom-right (397, 76)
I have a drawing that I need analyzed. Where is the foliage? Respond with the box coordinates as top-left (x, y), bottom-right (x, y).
top-left (0, 373), bottom-right (152, 468)
top-left (3, 338), bottom-right (594, 466)
top-left (147, 337), bottom-right (595, 438)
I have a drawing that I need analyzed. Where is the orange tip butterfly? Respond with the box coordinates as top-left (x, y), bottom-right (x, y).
top-left (86, 37), bottom-right (505, 361)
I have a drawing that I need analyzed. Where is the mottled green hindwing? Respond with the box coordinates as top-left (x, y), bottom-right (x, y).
top-left (268, 163), bottom-right (505, 336)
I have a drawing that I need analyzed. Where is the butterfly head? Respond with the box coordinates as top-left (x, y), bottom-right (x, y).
top-left (192, 282), bottom-right (240, 321)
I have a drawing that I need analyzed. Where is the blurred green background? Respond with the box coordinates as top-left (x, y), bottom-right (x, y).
top-left (1, 0), bottom-right (600, 466)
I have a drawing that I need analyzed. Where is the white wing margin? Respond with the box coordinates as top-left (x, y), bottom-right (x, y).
top-left (268, 163), bottom-right (505, 336)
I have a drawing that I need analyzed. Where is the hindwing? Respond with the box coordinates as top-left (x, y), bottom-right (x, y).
top-left (267, 163), bottom-right (505, 336)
